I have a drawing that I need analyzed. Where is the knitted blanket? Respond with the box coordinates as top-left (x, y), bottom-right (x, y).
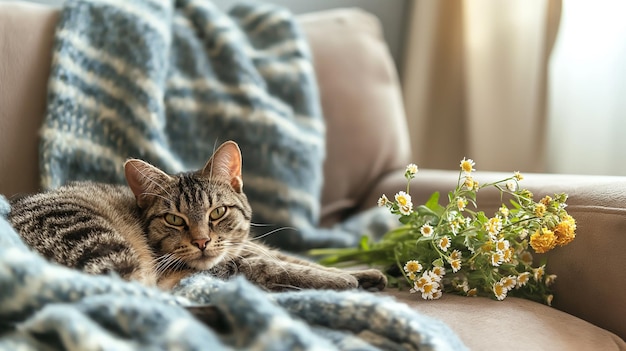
top-left (40, 0), bottom-right (392, 252)
top-left (0, 195), bottom-right (465, 350)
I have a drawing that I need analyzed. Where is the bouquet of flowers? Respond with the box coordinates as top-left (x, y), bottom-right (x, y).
top-left (313, 159), bottom-right (576, 305)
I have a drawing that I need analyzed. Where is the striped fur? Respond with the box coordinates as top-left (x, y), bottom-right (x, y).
top-left (9, 141), bottom-right (387, 292)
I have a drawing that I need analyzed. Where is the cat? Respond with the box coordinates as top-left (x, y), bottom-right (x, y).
top-left (8, 141), bottom-right (386, 293)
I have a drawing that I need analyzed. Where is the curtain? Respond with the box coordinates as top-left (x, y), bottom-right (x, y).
top-left (401, 0), bottom-right (561, 173)
top-left (546, 0), bottom-right (626, 175)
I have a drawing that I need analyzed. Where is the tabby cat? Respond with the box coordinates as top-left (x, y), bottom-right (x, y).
top-left (9, 141), bottom-right (386, 292)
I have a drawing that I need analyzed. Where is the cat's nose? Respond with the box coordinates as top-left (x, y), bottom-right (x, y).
top-left (192, 238), bottom-right (210, 251)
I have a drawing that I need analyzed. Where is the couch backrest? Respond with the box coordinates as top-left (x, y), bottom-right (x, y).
top-left (0, 2), bottom-right (58, 198)
top-left (0, 3), bottom-right (411, 227)
top-left (299, 9), bottom-right (411, 226)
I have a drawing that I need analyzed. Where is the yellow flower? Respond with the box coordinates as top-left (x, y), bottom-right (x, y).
top-left (414, 276), bottom-right (431, 290)
top-left (456, 197), bottom-right (468, 211)
top-left (545, 274), bottom-right (557, 287)
top-left (521, 189), bottom-right (534, 200)
top-left (420, 224), bottom-right (434, 237)
top-left (546, 294), bottom-right (554, 306)
top-left (404, 260), bottom-right (423, 274)
top-left (420, 281), bottom-right (440, 300)
top-left (491, 252), bottom-right (504, 266)
top-left (464, 176), bottom-right (475, 190)
top-left (432, 290), bottom-right (443, 300)
top-left (520, 251), bottom-right (533, 265)
top-left (395, 191), bottom-right (413, 215)
top-left (454, 279), bottom-right (470, 293)
top-left (506, 180), bottom-right (517, 192)
top-left (503, 247), bottom-right (514, 263)
top-left (519, 229), bottom-right (529, 240)
top-left (405, 163), bottom-right (419, 178)
top-left (395, 191), bottom-right (411, 207)
top-left (399, 205), bottom-right (413, 216)
top-left (495, 238), bottom-right (510, 253)
top-left (501, 276), bottom-right (517, 290)
top-left (408, 272), bottom-right (417, 280)
top-left (449, 219), bottom-right (462, 235)
top-left (438, 236), bottom-right (451, 252)
top-left (530, 227), bottom-right (557, 253)
top-left (499, 205), bottom-right (509, 218)
top-left (534, 203), bottom-right (547, 218)
top-left (514, 171), bottom-right (524, 181)
top-left (517, 272), bottom-right (531, 287)
top-left (450, 249), bottom-right (462, 260)
top-left (481, 241), bottom-right (494, 253)
top-left (377, 194), bottom-right (389, 207)
top-left (540, 195), bottom-right (552, 206)
top-left (460, 158), bottom-right (475, 174)
top-left (493, 282), bottom-right (508, 300)
top-left (554, 214), bottom-right (576, 246)
top-left (533, 265), bottom-right (545, 282)
top-left (485, 216), bottom-right (503, 237)
top-left (432, 266), bottom-right (446, 277)
top-left (450, 259), bottom-right (462, 273)
top-left (467, 288), bottom-right (478, 297)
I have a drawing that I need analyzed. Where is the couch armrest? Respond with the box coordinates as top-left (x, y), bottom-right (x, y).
top-left (362, 169), bottom-right (626, 340)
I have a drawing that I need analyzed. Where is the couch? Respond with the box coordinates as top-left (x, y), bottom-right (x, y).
top-left (1, 2), bottom-right (624, 350)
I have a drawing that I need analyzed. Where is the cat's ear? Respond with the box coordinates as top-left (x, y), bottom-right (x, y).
top-left (201, 141), bottom-right (243, 193)
top-left (124, 159), bottom-right (173, 207)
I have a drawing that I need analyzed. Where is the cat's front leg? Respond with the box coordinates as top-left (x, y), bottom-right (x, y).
top-left (263, 249), bottom-right (388, 291)
top-left (235, 256), bottom-right (359, 292)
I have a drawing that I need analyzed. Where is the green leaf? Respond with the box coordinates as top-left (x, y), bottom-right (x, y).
top-left (425, 191), bottom-right (441, 210)
top-left (433, 258), bottom-right (444, 267)
top-left (416, 205), bottom-right (438, 217)
top-left (359, 235), bottom-right (370, 250)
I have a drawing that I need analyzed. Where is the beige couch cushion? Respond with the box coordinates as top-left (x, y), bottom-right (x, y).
top-left (298, 9), bottom-right (412, 227)
top-left (386, 292), bottom-right (626, 350)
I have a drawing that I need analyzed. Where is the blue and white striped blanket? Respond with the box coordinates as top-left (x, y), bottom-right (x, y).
top-left (0, 196), bottom-right (465, 349)
top-left (0, 0), bottom-right (466, 350)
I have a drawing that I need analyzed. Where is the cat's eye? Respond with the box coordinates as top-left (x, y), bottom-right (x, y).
top-left (164, 213), bottom-right (185, 226)
top-left (209, 206), bottom-right (227, 220)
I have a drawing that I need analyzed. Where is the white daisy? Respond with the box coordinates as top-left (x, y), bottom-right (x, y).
top-left (460, 158), bottom-right (476, 174)
top-left (377, 194), bottom-right (389, 207)
top-left (420, 224), bottom-right (434, 237)
top-left (438, 236), bottom-right (451, 252)
top-left (405, 163), bottom-right (419, 177)
top-left (493, 282), bottom-right (508, 301)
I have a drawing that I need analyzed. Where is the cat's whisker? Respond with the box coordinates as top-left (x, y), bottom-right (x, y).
top-left (250, 222), bottom-right (275, 227)
top-left (250, 226), bottom-right (298, 241)
top-left (153, 253), bottom-right (173, 263)
top-left (270, 283), bottom-right (303, 291)
top-left (155, 253), bottom-right (184, 276)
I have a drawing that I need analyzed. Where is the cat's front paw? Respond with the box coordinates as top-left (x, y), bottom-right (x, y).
top-left (350, 269), bottom-right (387, 291)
